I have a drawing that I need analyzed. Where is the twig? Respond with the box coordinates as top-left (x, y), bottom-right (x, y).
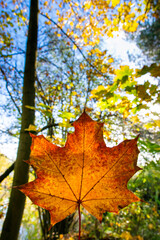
top-left (0, 51), bottom-right (25, 58)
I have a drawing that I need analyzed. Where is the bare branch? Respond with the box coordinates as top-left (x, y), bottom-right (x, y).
top-left (0, 67), bottom-right (22, 115)
top-left (0, 51), bottom-right (25, 58)
top-left (5, 60), bottom-right (24, 80)
top-left (0, 129), bottom-right (18, 137)
top-left (36, 74), bottom-right (49, 106)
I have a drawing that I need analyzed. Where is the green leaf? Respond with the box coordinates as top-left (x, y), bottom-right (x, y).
top-left (25, 105), bottom-right (35, 110)
top-left (58, 111), bottom-right (75, 120)
top-left (114, 65), bottom-right (133, 81)
top-left (136, 63), bottom-right (160, 78)
top-left (139, 139), bottom-right (160, 153)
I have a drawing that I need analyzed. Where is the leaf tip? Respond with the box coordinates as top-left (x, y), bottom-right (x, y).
top-left (99, 216), bottom-right (103, 223)
top-left (13, 185), bottom-right (24, 192)
top-left (29, 132), bottom-right (36, 138)
top-left (137, 166), bottom-right (143, 171)
top-left (48, 224), bottom-right (53, 231)
top-left (135, 134), bottom-right (140, 141)
top-left (23, 159), bottom-right (30, 164)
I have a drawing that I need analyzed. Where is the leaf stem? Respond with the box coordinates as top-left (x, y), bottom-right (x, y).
top-left (78, 203), bottom-right (81, 240)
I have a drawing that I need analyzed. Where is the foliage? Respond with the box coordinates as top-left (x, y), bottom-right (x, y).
top-left (0, 0), bottom-right (27, 56)
top-left (91, 64), bottom-right (159, 116)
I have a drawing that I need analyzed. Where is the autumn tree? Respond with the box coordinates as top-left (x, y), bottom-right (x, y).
top-left (0, 0), bottom-right (38, 239)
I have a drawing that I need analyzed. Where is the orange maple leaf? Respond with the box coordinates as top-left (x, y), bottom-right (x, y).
top-left (18, 112), bottom-right (141, 231)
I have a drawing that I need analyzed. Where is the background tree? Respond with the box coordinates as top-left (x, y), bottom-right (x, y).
top-left (129, 0), bottom-right (160, 62)
top-left (0, 0), bottom-right (38, 239)
top-left (136, 18), bottom-right (160, 62)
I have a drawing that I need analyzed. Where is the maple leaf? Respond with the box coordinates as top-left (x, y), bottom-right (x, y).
top-left (18, 112), bottom-right (141, 231)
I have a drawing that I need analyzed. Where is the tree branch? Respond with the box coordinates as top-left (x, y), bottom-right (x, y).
top-left (0, 163), bottom-right (15, 183)
top-left (40, 12), bottom-right (109, 79)
top-left (38, 122), bottom-right (59, 133)
top-left (0, 129), bottom-right (18, 137)
top-left (5, 60), bottom-right (24, 80)
top-left (0, 51), bottom-right (25, 58)
top-left (0, 67), bottom-right (22, 115)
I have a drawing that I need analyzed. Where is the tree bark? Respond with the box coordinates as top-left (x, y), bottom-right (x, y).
top-left (0, 0), bottom-right (38, 239)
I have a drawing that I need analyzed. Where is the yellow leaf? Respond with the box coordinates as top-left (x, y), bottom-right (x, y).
top-left (130, 116), bottom-right (139, 123)
top-left (70, 21), bottom-right (74, 27)
top-left (107, 29), bottom-right (114, 38)
top-left (120, 231), bottom-right (132, 240)
top-left (83, 36), bottom-right (88, 44)
top-left (123, 109), bottom-right (129, 119)
top-left (104, 18), bottom-right (111, 26)
top-left (44, 1), bottom-right (48, 6)
top-left (72, 91), bottom-right (77, 96)
top-left (154, 120), bottom-right (160, 127)
top-left (111, 0), bottom-right (120, 7)
top-left (59, 3), bottom-right (62, 8)
top-left (44, 21), bottom-right (51, 25)
top-left (143, 122), bottom-right (154, 129)
top-left (108, 58), bottom-right (114, 63)
top-left (56, 10), bottom-right (60, 16)
top-left (84, 0), bottom-right (92, 10)
top-left (73, 45), bottom-right (77, 50)
top-left (25, 124), bottom-right (37, 132)
top-left (123, 21), bottom-right (139, 32)
top-left (137, 236), bottom-right (144, 240)
top-left (90, 85), bottom-right (107, 98)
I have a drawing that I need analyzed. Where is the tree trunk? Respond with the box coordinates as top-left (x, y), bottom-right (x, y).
top-left (0, 0), bottom-right (38, 239)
